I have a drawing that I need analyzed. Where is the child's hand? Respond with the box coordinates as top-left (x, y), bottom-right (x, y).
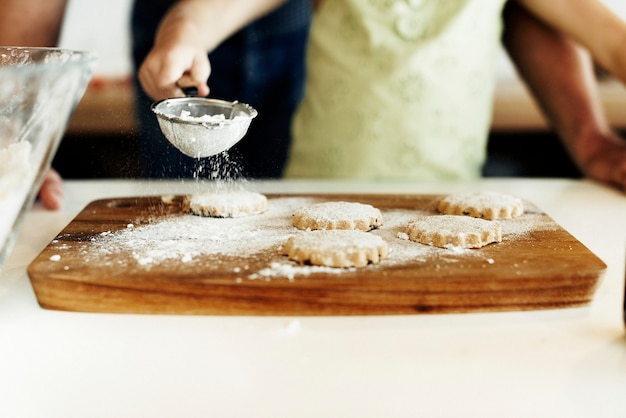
top-left (38, 168), bottom-right (64, 210)
top-left (138, 42), bottom-right (210, 101)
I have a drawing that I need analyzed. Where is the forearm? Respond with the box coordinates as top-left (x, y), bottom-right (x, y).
top-left (0, 0), bottom-right (68, 46)
top-left (155, 0), bottom-right (289, 52)
top-left (515, 0), bottom-right (626, 84)
top-left (503, 3), bottom-right (609, 163)
top-left (504, 2), bottom-right (626, 189)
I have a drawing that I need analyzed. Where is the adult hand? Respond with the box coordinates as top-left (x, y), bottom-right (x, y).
top-left (503, 2), bottom-right (626, 192)
top-left (38, 168), bottom-right (64, 210)
top-left (575, 130), bottom-right (626, 191)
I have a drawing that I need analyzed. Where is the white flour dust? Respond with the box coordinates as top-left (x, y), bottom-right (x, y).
top-left (192, 152), bottom-right (244, 182)
top-left (179, 110), bottom-right (247, 124)
top-left (48, 196), bottom-right (555, 281)
top-left (68, 197), bottom-right (316, 274)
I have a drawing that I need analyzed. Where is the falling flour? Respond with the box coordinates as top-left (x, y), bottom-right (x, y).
top-left (191, 152), bottom-right (244, 182)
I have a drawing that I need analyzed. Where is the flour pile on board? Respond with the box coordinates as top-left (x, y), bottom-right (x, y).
top-left (80, 197), bottom-right (312, 269)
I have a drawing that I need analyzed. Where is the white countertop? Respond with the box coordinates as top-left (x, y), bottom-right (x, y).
top-left (2, 178), bottom-right (625, 418)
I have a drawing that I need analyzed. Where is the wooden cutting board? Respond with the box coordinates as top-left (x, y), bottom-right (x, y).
top-left (27, 193), bottom-right (606, 315)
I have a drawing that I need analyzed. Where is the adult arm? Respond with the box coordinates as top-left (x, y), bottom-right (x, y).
top-left (138, 0), bottom-right (289, 100)
top-left (503, 2), bottom-right (626, 190)
top-left (0, 0), bottom-right (68, 46)
top-left (0, 0), bottom-right (68, 209)
top-left (515, 0), bottom-right (626, 83)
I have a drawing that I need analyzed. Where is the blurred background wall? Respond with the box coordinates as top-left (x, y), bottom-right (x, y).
top-left (60, 0), bottom-right (132, 77)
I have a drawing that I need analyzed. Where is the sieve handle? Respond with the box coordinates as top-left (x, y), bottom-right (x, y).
top-left (180, 86), bottom-right (198, 97)
top-left (175, 73), bottom-right (200, 97)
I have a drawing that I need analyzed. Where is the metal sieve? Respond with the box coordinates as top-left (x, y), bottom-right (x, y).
top-left (151, 97), bottom-right (257, 158)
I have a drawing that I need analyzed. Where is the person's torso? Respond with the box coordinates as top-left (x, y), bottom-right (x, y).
top-left (286, 0), bottom-right (508, 180)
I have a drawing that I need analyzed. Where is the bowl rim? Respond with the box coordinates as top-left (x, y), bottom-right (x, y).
top-left (150, 97), bottom-right (258, 126)
top-left (0, 46), bottom-right (97, 74)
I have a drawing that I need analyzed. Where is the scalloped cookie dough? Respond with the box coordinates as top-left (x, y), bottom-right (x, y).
top-left (437, 191), bottom-right (523, 220)
top-left (292, 201), bottom-right (383, 231)
top-left (406, 215), bottom-right (502, 249)
top-left (183, 190), bottom-right (268, 218)
top-left (282, 230), bottom-right (389, 268)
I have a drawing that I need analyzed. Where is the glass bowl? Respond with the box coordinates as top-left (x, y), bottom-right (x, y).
top-left (0, 47), bottom-right (95, 271)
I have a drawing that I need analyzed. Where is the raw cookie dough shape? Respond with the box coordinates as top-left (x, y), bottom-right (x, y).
top-left (437, 191), bottom-right (524, 220)
top-left (283, 230), bottom-right (389, 268)
top-left (292, 201), bottom-right (383, 231)
top-left (183, 190), bottom-right (268, 218)
top-left (406, 215), bottom-right (502, 249)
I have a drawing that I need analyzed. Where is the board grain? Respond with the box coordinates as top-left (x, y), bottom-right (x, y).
top-left (27, 194), bottom-right (607, 315)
